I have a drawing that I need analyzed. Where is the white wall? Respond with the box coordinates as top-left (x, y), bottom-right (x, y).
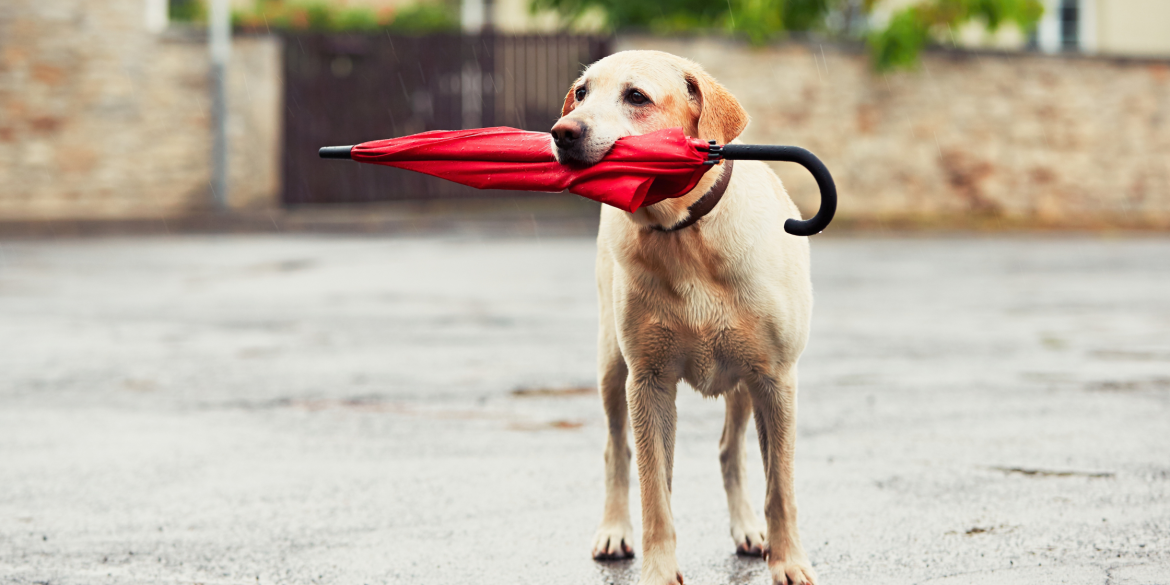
top-left (1096, 0), bottom-right (1170, 56)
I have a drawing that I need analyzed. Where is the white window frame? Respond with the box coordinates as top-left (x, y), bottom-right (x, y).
top-left (1035, 0), bottom-right (1097, 54)
top-left (145, 0), bottom-right (168, 33)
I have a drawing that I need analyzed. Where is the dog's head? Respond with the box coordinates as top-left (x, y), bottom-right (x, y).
top-left (550, 51), bottom-right (748, 168)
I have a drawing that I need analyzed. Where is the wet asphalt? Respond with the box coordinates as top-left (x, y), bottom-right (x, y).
top-left (0, 233), bottom-right (1167, 585)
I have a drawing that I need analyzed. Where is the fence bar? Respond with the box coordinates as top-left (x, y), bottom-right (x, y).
top-left (209, 0), bottom-right (230, 210)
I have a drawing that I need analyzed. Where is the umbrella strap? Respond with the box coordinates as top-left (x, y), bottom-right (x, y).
top-left (652, 160), bottom-right (734, 233)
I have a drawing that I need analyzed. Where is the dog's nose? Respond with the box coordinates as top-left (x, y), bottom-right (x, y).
top-left (550, 119), bottom-right (586, 150)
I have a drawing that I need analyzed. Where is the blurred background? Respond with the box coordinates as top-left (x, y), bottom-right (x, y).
top-left (1, 2), bottom-right (1168, 585)
top-left (2, 0), bottom-right (1167, 228)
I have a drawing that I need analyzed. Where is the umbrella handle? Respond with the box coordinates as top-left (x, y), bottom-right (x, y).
top-left (714, 144), bottom-right (837, 236)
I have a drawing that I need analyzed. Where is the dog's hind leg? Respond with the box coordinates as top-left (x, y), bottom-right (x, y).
top-left (591, 329), bottom-right (635, 560)
top-left (720, 384), bottom-right (768, 556)
top-left (748, 367), bottom-right (816, 585)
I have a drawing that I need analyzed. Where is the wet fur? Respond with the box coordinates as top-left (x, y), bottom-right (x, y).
top-left (556, 51), bottom-right (817, 585)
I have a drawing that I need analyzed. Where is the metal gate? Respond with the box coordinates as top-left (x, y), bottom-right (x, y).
top-left (282, 33), bottom-right (611, 204)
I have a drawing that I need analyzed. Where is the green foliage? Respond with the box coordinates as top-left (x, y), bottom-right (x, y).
top-left (332, 7), bottom-right (381, 32)
top-left (387, 3), bottom-right (462, 33)
top-left (169, 0), bottom-right (205, 22)
top-left (534, 0), bottom-right (1044, 71)
top-left (529, 0), bottom-right (729, 34)
top-left (868, 0), bottom-right (1044, 70)
top-left (530, 0), bottom-right (836, 43)
top-left (227, 0), bottom-right (459, 33)
top-left (732, 0), bottom-right (786, 44)
top-left (868, 7), bottom-right (931, 70)
top-left (784, 0), bottom-right (832, 31)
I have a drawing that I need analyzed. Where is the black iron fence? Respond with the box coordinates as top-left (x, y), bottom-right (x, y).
top-left (282, 33), bottom-right (611, 204)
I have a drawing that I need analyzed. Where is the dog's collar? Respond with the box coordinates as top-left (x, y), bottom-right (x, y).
top-left (650, 160), bottom-right (734, 233)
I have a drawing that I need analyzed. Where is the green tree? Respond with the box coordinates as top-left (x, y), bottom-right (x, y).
top-left (172, 0), bottom-right (460, 33)
top-left (869, 0), bottom-right (1044, 71)
top-left (529, 0), bottom-right (830, 42)
top-left (531, 0), bottom-right (1044, 70)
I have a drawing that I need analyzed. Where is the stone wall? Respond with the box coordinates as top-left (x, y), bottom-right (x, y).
top-left (618, 37), bottom-right (1170, 228)
top-left (0, 0), bottom-right (281, 220)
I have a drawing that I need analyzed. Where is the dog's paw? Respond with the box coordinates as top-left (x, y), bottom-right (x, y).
top-left (591, 522), bottom-right (635, 560)
top-left (730, 516), bottom-right (768, 556)
top-left (767, 557), bottom-right (816, 585)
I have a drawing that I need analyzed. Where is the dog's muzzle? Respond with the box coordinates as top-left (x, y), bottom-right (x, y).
top-left (550, 119), bottom-right (590, 165)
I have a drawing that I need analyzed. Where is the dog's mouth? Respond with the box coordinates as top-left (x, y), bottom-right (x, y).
top-left (553, 140), bottom-right (618, 168)
top-left (550, 119), bottom-right (626, 168)
top-left (553, 147), bottom-right (597, 168)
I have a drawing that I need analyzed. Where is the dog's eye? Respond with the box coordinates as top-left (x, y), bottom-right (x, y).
top-left (574, 86), bottom-right (587, 101)
top-left (626, 89), bottom-right (650, 105)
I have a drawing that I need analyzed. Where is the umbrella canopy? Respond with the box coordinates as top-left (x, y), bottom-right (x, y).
top-left (341, 126), bottom-right (714, 213)
top-left (321, 127), bottom-right (838, 236)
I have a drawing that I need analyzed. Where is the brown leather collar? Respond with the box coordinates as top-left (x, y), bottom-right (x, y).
top-left (650, 160), bottom-right (734, 232)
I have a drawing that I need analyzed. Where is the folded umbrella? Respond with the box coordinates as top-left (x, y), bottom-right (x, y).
top-left (319, 127), bottom-right (837, 236)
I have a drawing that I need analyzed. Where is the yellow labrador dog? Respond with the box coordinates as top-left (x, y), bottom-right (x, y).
top-left (549, 51), bottom-right (816, 585)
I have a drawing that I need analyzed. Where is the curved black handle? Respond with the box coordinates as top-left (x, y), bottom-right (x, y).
top-left (718, 145), bottom-right (837, 236)
top-left (319, 145), bottom-right (354, 159)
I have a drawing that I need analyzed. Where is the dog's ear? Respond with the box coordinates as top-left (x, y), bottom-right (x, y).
top-left (685, 71), bottom-right (748, 144)
top-left (561, 83), bottom-right (578, 117)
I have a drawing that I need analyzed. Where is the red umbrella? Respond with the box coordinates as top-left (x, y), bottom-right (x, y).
top-left (320, 127), bottom-right (837, 236)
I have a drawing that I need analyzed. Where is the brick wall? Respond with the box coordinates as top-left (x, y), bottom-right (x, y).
top-left (618, 37), bottom-right (1170, 228)
top-left (0, 0), bottom-right (281, 220)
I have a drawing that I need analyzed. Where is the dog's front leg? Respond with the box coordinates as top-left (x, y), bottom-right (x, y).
top-left (591, 343), bottom-right (635, 559)
top-left (628, 373), bottom-right (683, 585)
top-left (748, 369), bottom-right (816, 585)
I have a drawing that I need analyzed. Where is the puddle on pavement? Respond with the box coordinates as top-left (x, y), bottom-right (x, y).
top-left (989, 466), bottom-right (1114, 478)
top-left (511, 386), bottom-right (596, 398)
top-left (211, 395), bottom-right (588, 430)
top-left (1085, 378), bottom-right (1170, 392)
top-left (945, 524), bottom-right (1018, 536)
top-left (254, 259), bottom-right (317, 273)
top-left (122, 378), bottom-right (158, 392)
top-left (1089, 350), bottom-right (1170, 362)
top-left (507, 419), bottom-right (585, 431)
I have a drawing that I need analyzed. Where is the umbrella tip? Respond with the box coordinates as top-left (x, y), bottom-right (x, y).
top-left (319, 146), bottom-right (354, 160)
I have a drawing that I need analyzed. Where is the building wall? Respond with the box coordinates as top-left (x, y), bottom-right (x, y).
top-left (0, 0), bottom-right (281, 220)
top-left (1096, 0), bottom-right (1170, 57)
top-left (872, 0), bottom-right (1170, 58)
top-left (617, 36), bottom-right (1170, 227)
